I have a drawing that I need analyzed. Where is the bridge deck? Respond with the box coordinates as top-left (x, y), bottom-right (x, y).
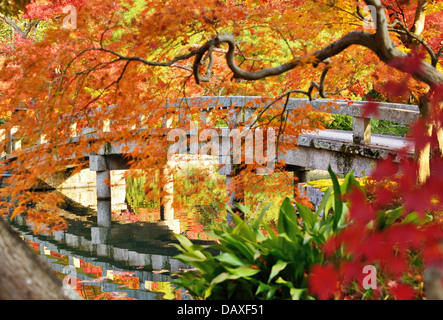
top-left (305, 129), bottom-right (414, 151)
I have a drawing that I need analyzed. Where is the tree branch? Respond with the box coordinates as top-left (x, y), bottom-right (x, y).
top-left (0, 13), bottom-right (24, 36)
top-left (80, 0), bottom-right (443, 93)
top-left (410, 0), bottom-right (428, 36)
top-left (388, 20), bottom-right (438, 66)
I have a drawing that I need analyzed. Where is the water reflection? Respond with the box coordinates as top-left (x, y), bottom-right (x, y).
top-left (9, 165), bottom-right (225, 300)
top-left (19, 232), bottom-right (190, 300)
top-left (11, 209), bottom-right (217, 300)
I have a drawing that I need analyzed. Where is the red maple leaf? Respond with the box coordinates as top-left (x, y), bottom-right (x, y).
top-left (421, 226), bottom-right (443, 266)
top-left (371, 157), bottom-right (398, 181)
top-left (429, 84), bottom-right (443, 112)
top-left (408, 119), bottom-right (433, 153)
top-left (346, 187), bottom-right (375, 225)
top-left (404, 188), bottom-right (434, 218)
top-left (385, 257), bottom-right (407, 277)
top-left (384, 77), bottom-right (410, 98)
top-left (335, 224), bottom-right (366, 257)
top-left (360, 233), bottom-right (391, 262)
top-left (395, 158), bottom-right (418, 194)
top-left (339, 261), bottom-right (365, 286)
top-left (389, 282), bottom-right (416, 300)
top-left (361, 100), bottom-right (380, 118)
top-left (374, 186), bottom-right (397, 209)
top-left (386, 224), bottom-right (423, 252)
top-left (389, 51), bottom-right (425, 76)
top-left (308, 264), bottom-right (340, 300)
top-left (323, 237), bottom-right (339, 258)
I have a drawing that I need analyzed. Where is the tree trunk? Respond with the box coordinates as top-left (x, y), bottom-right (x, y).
top-left (424, 266), bottom-right (443, 300)
top-left (416, 95), bottom-right (443, 184)
top-left (0, 218), bottom-right (72, 299)
top-left (416, 95), bottom-right (433, 185)
top-left (416, 124), bottom-right (432, 185)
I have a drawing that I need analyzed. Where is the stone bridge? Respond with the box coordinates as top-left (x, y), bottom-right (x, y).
top-left (1, 97), bottom-right (419, 227)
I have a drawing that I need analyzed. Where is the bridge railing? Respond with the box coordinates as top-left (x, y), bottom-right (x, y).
top-left (161, 97), bottom-right (419, 146)
top-left (1, 97), bottom-right (420, 158)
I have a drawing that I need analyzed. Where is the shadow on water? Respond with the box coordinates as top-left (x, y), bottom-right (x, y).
top-left (9, 191), bottom-right (219, 300)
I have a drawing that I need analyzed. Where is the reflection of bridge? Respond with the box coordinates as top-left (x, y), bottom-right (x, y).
top-left (11, 214), bottom-right (193, 300)
top-left (2, 97), bottom-right (419, 227)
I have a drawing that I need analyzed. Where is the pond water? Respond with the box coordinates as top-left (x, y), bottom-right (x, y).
top-left (9, 165), bottom-right (316, 300)
top-left (11, 204), bottom-right (220, 300)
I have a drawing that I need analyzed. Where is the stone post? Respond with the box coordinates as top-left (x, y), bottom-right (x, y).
top-left (353, 117), bottom-right (371, 145)
top-left (160, 163), bottom-right (174, 221)
top-left (287, 165), bottom-right (310, 208)
top-left (90, 155), bottom-right (112, 227)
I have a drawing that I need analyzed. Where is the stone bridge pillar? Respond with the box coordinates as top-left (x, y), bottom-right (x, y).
top-left (160, 163), bottom-right (174, 221)
top-left (287, 164), bottom-right (310, 198)
top-left (287, 165), bottom-right (309, 184)
top-left (90, 155), bottom-right (112, 227)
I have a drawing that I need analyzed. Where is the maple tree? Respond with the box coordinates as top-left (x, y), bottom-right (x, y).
top-left (1, 0), bottom-right (442, 228)
top-left (0, 0), bottom-right (442, 300)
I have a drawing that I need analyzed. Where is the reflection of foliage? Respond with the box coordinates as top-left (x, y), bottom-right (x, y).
top-left (174, 166), bottom-right (226, 213)
top-left (125, 174), bottom-right (159, 214)
top-left (145, 281), bottom-right (177, 300)
top-left (173, 166), bottom-right (226, 233)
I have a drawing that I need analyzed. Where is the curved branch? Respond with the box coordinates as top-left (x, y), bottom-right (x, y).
top-left (210, 32), bottom-right (377, 81)
top-left (0, 13), bottom-right (24, 36)
top-left (388, 23), bottom-right (437, 66)
top-left (84, 0), bottom-right (443, 91)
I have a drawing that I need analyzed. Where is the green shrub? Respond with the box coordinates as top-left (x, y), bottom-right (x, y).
top-left (324, 114), bottom-right (408, 137)
top-left (325, 114), bottom-right (353, 131)
top-left (172, 167), bottom-right (359, 300)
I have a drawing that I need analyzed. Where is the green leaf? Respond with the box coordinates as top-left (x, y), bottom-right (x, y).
top-left (384, 206), bottom-right (404, 225)
top-left (174, 233), bottom-right (193, 251)
top-left (232, 215), bottom-right (256, 242)
top-left (274, 277), bottom-right (305, 299)
top-left (340, 169), bottom-right (358, 194)
top-left (269, 260), bottom-right (288, 282)
top-left (251, 202), bottom-right (273, 229)
top-left (401, 211), bottom-right (427, 225)
top-left (315, 186), bottom-right (333, 218)
top-left (217, 253), bottom-right (246, 267)
top-left (220, 234), bottom-right (258, 262)
top-left (258, 202), bottom-right (273, 221)
top-left (256, 281), bottom-right (279, 299)
top-left (278, 197), bottom-right (301, 238)
top-left (235, 202), bottom-right (253, 217)
top-left (290, 288), bottom-right (305, 300)
top-left (205, 272), bottom-right (241, 298)
top-left (256, 219), bottom-right (277, 240)
top-left (296, 202), bottom-right (316, 229)
top-left (225, 265), bottom-right (261, 277)
top-left (328, 166), bottom-right (343, 231)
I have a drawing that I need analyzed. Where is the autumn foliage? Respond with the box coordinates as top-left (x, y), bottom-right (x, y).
top-left (0, 0), bottom-right (443, 300)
